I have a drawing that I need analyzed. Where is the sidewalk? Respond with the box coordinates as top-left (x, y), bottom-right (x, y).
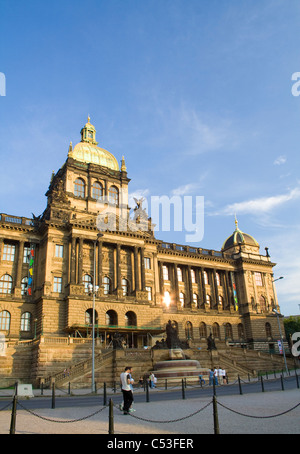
top-left (0, 387), bottom-right (299, 434)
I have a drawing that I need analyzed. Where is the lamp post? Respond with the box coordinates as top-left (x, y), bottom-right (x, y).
top-left (273, 308), bottom-right (288, 374)
top-left (91, 233), bottom-right (103, 393)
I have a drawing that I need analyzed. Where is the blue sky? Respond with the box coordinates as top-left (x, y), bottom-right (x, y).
top-left (0, 0), bottom-right (300, 315)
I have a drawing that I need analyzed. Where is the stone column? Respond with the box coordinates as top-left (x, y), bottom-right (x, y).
top-left (77, 238), bottom-right (83, 284)
top-left (223, 271), bottom-right (231, 310)
top-left (199, 267), bottom-right (206, 308)
top-left (15, 240), bottom-right (25, 288)
top-left (116, 244), bottom-right (122, 291)
top-left (213, 270), bottom-right (219, 309)
top-left (140, 247), bottom-right (146, 291)
top-left (187, 266), bottom-right (193, 308)
top-left (134, 246), bottom-right (140, 292)
top-left (70, 237), bottom-right (76, 284)
top-left (97, 239), bottom-right (103, 287)
top-left (173, 263), bottom-right (179, 303)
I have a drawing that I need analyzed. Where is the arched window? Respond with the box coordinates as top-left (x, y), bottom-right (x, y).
top-left (74, 178), bottom-right (85, 197)
top-left (185, 321), bottom-right (193, 340)
top-left (85, 309), bottom-right (98, 326)
top-left (179, 292), bottom-right (185, 308)
top-left (106, 310), bottom-right (118, 326)
top-left (122, 278), bottom-right (129, 296)
top-left (103, 276), bottom-right (111, 295)
top-left (21, 312), bottom-right (31, 332)
top-left (225, 323), bottom-right (233, 340)
top-left (0, 310), bottom-right (11, 330)
top-left (0, 274), bottom-right (13, 294)
top-left (199, 322), bottom-right (207, 338)
top-left (92, 181), bottom-right (103, 200)
top-left (108, 186), bottom-right (119, 205)
top-left (21, 277), bottom-right (28, 295)
top-left (265, 322), bottom-right (272, 339)
top-left (212, 322), bottom-right (220, 339)
top-left (83, 274), bottom-right (92, 293)
top-left (259, 295), bottom-right (267, 312)
top-left (125, 311), bottom-right (137, 327)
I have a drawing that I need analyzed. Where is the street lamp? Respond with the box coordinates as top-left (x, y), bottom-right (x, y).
top-left (273, 276), bottom-right (284, 282)
top-left (91, 232), bottom-right (103, 393)
top-left (272, 308), bottom-right (288, 374)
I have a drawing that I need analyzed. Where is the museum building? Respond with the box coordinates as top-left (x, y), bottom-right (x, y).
top-left (0, 118), bottom-right (286, 382)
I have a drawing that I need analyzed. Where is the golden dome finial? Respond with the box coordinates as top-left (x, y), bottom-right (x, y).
top-left (121, 155), bottom-right (127, 172)
top-left (87, 115), bottom-right (90, 123)
top-left (235, 214), bottom-right (238, 230)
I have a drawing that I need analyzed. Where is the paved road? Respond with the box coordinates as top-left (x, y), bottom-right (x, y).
top-left (1, 374), bottom-right (299, 410)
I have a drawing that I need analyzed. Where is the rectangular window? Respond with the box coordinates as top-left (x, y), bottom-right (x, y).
top-left (177, 267), bottom-right (183, 282)
top-left (191, 269), bottom-right (196, 283)
top-left (163, 265), bottom-right (169, 281)
top-left (2, 243), bottom-right (16, 261)
top-left (55, 244), bottom-right (64, 258)
top-left (23, 246), bottom-right (31, 263)
top-left (146, 286), bottom-right (152, 301)
top-left (255, 272), bottom-right (263, 286)
top-left (144, 257), bottom-right (151, 269)
top-left (53, 276), bottom-right (62, 293)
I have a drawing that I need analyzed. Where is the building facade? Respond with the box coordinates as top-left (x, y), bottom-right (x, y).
top-left (0, 118), bottom-right (285, 366)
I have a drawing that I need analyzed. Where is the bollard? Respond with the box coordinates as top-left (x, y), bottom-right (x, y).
top-left (108, 399), bottom-right (114, 434)
top-left (9, 395), bottom-right (17, 434)
top-left (51, 382), bottom-right (56, 409)
top-left (281, 375), bottom-right (284, 391)
top-left (146, 380), bottom-right (149, 402)
top-left (213, 376), bottom-right (216, 396)
top-left (165, 379), bottom-right (167, 390)
top-left (41, 382), bottom-right (44, 396)
top-left (213, 395), bottom-right (220, 434)
top-left (68, 382), bottom-right (71, 395)
top-left (103, 382), bottom-right (107, 406)
top-left (181, 379), bottom-right (186, 400)
top-left (260, 376), bottom-right (264, 393)
top-left (113, 381), bottom-right (116, 393)
top-left (238, 375), bottom-right (243, 395)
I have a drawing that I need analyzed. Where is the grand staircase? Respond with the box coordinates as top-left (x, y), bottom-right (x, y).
top-left (0, 337), bottom-right (297, 389)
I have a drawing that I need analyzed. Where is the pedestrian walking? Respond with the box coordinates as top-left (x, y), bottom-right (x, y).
top-left (120, 366), bottom-right (134, 415)
top-left (209, 369), bottom-right (214, 386)
top-left (222, 368), bottom-right (227, 384)
top-left (214, 368), bottom-right (219, 386)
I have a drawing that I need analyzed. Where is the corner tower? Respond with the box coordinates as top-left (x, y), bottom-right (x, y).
top-left (43, 117), bottom-right (130, 222)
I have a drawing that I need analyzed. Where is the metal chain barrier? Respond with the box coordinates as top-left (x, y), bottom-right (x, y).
top-left (216, 399), bottom-right (300, 419)
top-left (114, 399), bottom-right (213, 424)
top-left (16, 400), bottom-right (109, 423)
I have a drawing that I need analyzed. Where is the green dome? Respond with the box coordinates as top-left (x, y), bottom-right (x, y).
top-left (222, 219), bottom-right (259, 251)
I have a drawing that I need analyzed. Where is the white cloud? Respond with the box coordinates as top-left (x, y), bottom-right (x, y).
top-left (214, 186), bottom-right (300, 216)
top-left (273, 155), bottom-right (287, 165)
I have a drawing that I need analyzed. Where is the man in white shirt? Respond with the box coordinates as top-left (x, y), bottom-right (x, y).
top-left (120, 366), bottom-right (134, 415)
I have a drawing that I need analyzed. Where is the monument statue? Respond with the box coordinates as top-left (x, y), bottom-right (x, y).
top-left (207, 332), bottom-right (217, 351)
